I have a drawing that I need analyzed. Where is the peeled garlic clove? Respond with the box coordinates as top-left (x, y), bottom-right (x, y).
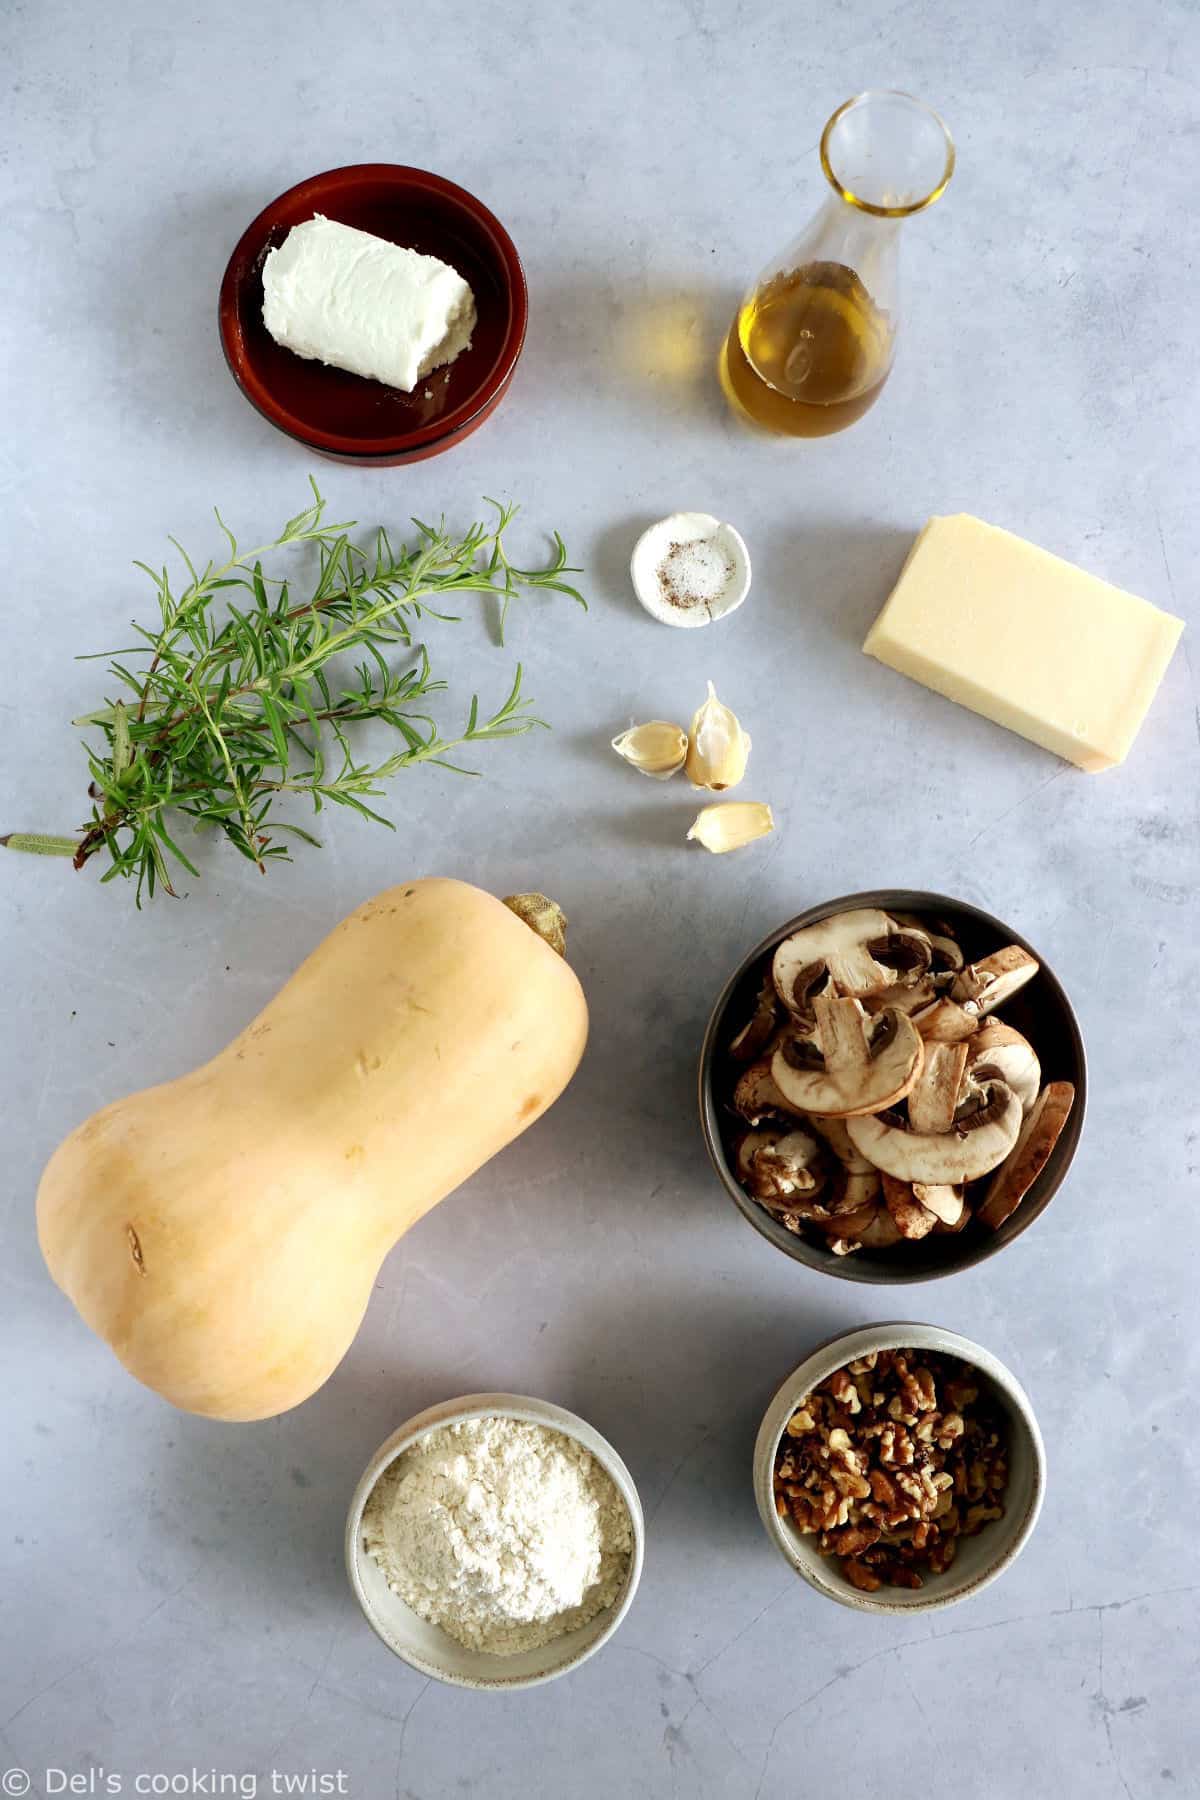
top-left (611, 720), bottom-right (689, 780)
top-left (685, 680), bottom-right (751, 791)
top-left (687, 801), bottom-right (775, 854)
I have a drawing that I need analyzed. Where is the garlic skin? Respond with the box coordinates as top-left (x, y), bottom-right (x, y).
top-left (685, 681), bottom-right (751, 791)
top-left (687, 801), bottom-right (775, 854)
top-left (611, 720), bottom-right (689, 780)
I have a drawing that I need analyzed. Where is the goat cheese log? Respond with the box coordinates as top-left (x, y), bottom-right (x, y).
top-left (261, 215), bottom-right (476, 393)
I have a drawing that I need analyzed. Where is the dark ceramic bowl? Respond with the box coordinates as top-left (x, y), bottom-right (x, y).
top-left (218, 165), bottom-right (528, 464)
top-left (699, 889), bottom-right (1086, 1284)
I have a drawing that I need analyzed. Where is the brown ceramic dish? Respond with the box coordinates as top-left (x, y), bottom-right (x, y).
top-left (699, 889), bottom-right (1086, 1284)
top-left (218, 165), bottom-right (528, 464)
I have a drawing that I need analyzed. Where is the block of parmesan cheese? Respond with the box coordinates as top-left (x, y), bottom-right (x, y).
top-left (862, 515), bottom-right (1184, 771)
top-left (261, 215), bottom-right (476, 394)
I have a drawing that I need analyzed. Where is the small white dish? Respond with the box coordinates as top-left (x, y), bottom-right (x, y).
top-left (753, 1323), bottom-right (1045, 1614)
top-left (345, 1392), bottom-right (644, 1690)
top-left (630, 512), bottom-right (751, 627)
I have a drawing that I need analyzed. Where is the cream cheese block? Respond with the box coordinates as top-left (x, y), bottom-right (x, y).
top-left (863, 515), bottom-right (1184, 771)
top-left (261, 215), bottom-right (476, 394)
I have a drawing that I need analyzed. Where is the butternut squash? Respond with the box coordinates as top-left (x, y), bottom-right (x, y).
top-left (36, 879), bottom-right (588, 1421)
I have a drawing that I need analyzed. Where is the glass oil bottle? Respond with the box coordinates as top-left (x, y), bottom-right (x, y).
top-left (722, 91), bottom-right (955, 438)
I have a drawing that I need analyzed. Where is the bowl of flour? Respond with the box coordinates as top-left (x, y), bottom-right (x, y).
top-left (345, 1394), bottom-right (644, 1689)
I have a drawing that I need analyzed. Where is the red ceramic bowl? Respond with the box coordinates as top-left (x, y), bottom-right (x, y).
top-left (219, 165), bottom-right (528, 465)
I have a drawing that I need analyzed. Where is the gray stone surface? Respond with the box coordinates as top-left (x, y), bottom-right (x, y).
top-left (3, 2), bottom-right (1198, 1795)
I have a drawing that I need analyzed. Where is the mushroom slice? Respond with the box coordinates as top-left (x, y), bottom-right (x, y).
top-left (858, 1207), bottom-right (904, 1248)
top-left (741, 1129), bottom-right (827, 1206)
top-left (894, 914), bottom-right (965, 974)
top-left (814, 1194), bottom-right (885, 1252)
top-left (967, 1021), bottom-right (1041, 1115)
top-left (728, 975), bottom-right (781, 1063)
top-left (933, 1198), bottom-right (972, 1234)
top-left (806, 1113), bottom-right (877, 1176)
top-left (913, 1182), bottom-right (966, 1227)
top-left (732, 1059), bottom-right (805, 1126)
top-left (772, 909), bottom-right (932, 1009)
top-left (824, 1169), bottom-right (882, 1216)
top-left (912, 996), bottom-right (979, 1044)
top-left (845, 1077), bottom-right (1023, 1184)
top-left (976, 1082), bottom-right (1075, 1230)
top-left (881, 1175), bottom-right (939, 1240)
top-left (906, 1040), bottom-right (969, 1135)
top-left (863, 976), bottom-right (938, 1018)
top-left (952, 946), bottom-right (1039, 1017)
top-left (771, 997), bottom-right (924, 1118)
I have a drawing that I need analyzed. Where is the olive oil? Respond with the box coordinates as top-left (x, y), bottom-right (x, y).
top-left (722, 261), bottom-right (894, 438)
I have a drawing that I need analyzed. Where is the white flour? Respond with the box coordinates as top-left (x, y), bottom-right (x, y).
top-left (362, 1416), bottom-right (633, 1655)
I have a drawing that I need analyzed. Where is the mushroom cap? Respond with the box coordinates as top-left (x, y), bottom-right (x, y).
top-left (845, 1077), bottom-right (1023, 1184)
top-left (771, 997), bottom-right (925, 1119)
top-left (967, 1020), bottom-right (1041, 1114)
top-left (630, 513), bottom-right (751, 629)
top-left (976, 1081), bottom-right (1075, 1229)
top-left (772, 909), bottom-right (932, 1008)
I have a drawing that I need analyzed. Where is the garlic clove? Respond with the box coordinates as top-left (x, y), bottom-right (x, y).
top-left (611, 720), bottom-right (689, 780)
top-left (687, 801), bottom-right (775, 854)
top-left (685, 680), bottom-right (751, 791)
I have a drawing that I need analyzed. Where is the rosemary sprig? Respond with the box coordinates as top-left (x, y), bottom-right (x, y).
top-left (5, 483), bottom-right (584, 904)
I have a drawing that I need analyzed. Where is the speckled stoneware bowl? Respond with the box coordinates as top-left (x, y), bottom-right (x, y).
top-left (753, 1323), bottom-right (1046, 1614)
top-left (345, 1392), bottom-right (644, 1691)
top-left (699, 888), bottom-right (1087, 1284)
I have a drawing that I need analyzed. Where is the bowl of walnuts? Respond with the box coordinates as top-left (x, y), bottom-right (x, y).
top-left (753, 1323), bottom-right (1045, 1613)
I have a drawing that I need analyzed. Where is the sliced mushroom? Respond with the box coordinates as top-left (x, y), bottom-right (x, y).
top-left (894, 914), bottom-right (965, 975)
top-left (952, 945), bottom-right (1039, 1017)
top-left (912, 996), bottom-right (979, 1043)
top-left (976, 1082), bottom-right (1075, 1229)
top-left (881, 1175), bottom-right (939, 1240)
top-left (815, 1196), bottom-right (881, 1241)
top-left (751, 1130), bottom-right (827, 1205)
top-left (845, 1077), bottom-right (1023, 1184)
top-left (732, 1059), bottom-right (805, 1126)
top-left (805, 1112), bottom-right (877, 1175)
top-left (906, 1040), bottom-right (970, 1135)
top-left (967, 1020), bottom-right (1041, 1115)
top-left (734, 1128), bottom-right (825, 1206)
top-left (824, 1168), bottom-right (882, 1216)
top-left (858, 1207), bottom-right (904, 1248)
top-left (771, 996), bottom-right (924, 1118)
top-left (728, 975), bottom-right (781, 1062)
top-left (912, 1181), bottom-right (965, 1227)
top-left (772, 909), bottom-right (932, 1011)
top-left (863, 975), bottom-right (938, 1017)
top-left (933, 1197), bottom-right (972, 1234)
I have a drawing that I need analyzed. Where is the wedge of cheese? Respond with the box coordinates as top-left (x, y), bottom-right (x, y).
top-left (261, 215), bottom-right (476, 394)
top-left (862, 515), bottom-right (1184, 771)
